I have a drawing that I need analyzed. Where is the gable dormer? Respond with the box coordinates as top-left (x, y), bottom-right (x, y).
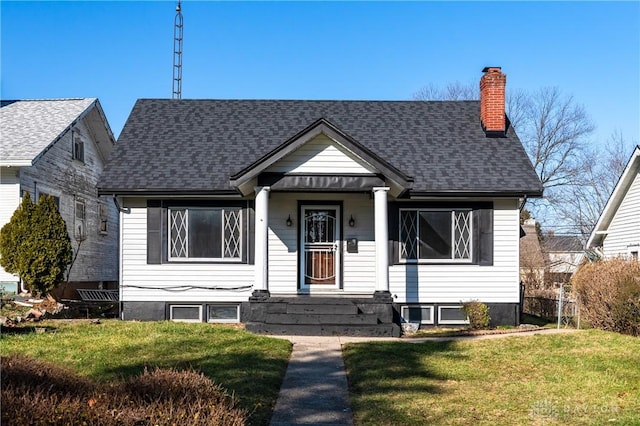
top-left (265, 133), bottom-right (375, 175)
top-left (229, 118), bottom-right (412, 197)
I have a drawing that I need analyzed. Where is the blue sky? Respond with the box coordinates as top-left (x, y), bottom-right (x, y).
top-left (1, 1), bottom-right (639, 146)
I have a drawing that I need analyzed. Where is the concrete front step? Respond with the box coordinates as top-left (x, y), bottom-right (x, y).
top-left (242, 295), bottom-right (400, 337)
top-left (267, 297), bottom-right (361, 305)
top-left (246, 322), bottom-right (400, 337)
top-left (265, 313), bottom-right (379, 325)
top-left (286, 303), bottom-right (358, 315)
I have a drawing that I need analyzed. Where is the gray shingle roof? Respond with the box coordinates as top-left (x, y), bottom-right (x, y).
top-left (0, 98), bottom-right (96, 164)
top-left (98, 99), bottom-right (543, 196)
top-left (542, 235), bottom-right (584, 252)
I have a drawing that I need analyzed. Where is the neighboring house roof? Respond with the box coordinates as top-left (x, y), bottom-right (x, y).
top-left (98, 99), bottom-right (543, 197)
top-left (0, 98), bottom-right (115, 166)
top-left (542, 235), bottom-right (583, 253)
top-left (587, 146), bottom-right (640, 248)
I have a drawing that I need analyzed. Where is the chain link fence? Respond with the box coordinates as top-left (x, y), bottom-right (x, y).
top-left (523, 285), bottom-right (579, 327)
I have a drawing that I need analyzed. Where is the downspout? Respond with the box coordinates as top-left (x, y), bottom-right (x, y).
top-left (518, 194), bottom-right (528, 211)
top-left (112, 195), bottom-right (128, 320)
top-left (21, 182), bottom-right (37, 294)
top-left (112, 195), bottom-right (130, 213)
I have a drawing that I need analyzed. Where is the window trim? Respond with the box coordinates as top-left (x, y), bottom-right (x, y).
top-left (207, 304), bottom-right (240, 323)
top-left (72, 131), bottom-right (85, 163)
top-left (401, 305), bottom-right (435, 325)
top-left (399, 208), bottom-right (473, 264)
top-left (438, 305), bottom-right (470, 325)
top-left (167, 207), bottom-right (243, 262)
top-left (169, 305), bottom-right (203, 323)
top-left (98, 201), bottom-right (108, 235)
top-left (74, 199), bottom-right (86, 240)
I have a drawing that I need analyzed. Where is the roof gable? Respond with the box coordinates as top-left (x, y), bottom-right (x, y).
top-left (587, 146), bottom-right (640, 248)
top-left (230, 118), bottom-right (412, 196)
top-left (265, 134), bottom-right (375, 175)
top-left (0, 98), bottom-right (115, 166)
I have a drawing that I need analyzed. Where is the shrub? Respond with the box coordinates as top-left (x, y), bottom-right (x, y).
top-left (0, 193), bottom-right (72, 296)
top-left (572, 258), bottom-right (640, 336)
top-left (0, 193), bottom-right (34, 279)
top-left (1, 354), bottom-right (248, 426)
top-left (461, 300), bottom-right (490, 329)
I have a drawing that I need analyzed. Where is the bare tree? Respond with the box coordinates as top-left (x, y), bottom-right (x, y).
top-left (412, 83), bottom-right (596, 233)
top-left (412, 80), bottom-right (478, 101)
top-left (517, 87), bottom-right (595, 190)
top-left (555, 131), bottom-right (635, 241)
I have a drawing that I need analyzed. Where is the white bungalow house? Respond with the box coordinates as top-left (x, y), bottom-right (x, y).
top-left (98, 67), bottom-right (543, 336)
top-left (0, 99), bottom-right (118, 297)
top-left (587, 146), bottom-right (640, 259)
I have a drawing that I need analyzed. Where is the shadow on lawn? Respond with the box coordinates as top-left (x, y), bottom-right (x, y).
top-left (0, 324), bottom-right (59, 335)
top-left (343, 340), bottom-right (467, 425)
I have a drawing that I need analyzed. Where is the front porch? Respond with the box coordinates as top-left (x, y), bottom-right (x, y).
top-left (242, 295), bottom-right (400, 337)
top-left (245, 185), bottom-right (398, 336)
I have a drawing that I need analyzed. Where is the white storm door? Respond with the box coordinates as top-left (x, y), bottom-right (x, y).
top-left (300, 206), bottom-right (341, 289)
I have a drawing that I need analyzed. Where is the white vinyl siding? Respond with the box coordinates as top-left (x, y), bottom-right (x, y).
top-left (119, 200), bottom-right (253, 302)
top-left (390, 199), bottom-right (521, 304)
top-left (265, 134), bottom-right (375, 174)
top-left (267, 192), bottom-right (375, 295)
top-left (0, 167), bottom-right (21, 282)
top-left (602, 170), bottom-right (640, 257)
top-left (121, 197), bottom-right (520, 304)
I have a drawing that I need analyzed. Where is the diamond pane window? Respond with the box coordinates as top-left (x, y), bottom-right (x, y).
top-left (400, 210), bottom-right (418, 259)
top-left (224, 210), bottom-right (242, 258)
top-left (400, 209), bottom-right (472, 261)
top-left (169, 208), bottom-right (241, 260)
top-left (454, 211), bottom-right (472, 259)
top-left (170, 210), bottom-right (188, 258)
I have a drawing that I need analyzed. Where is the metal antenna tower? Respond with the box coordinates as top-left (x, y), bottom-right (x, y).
top-left (172, 1), bottom-right (183, 99)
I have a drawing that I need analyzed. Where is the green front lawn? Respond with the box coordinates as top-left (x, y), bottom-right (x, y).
top-left (0, 320), bottom-right (291, 426)
top-left (343, 330), bottom-right (640, 425)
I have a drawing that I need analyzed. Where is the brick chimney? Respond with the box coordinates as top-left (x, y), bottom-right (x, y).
top-left (480, 67), bottom-right (506, 135)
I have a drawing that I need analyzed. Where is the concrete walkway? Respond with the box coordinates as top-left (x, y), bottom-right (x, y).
top-left (270, 336), bottom-right (353, 426)
top-left (269, 328), bottom-right (580, 425)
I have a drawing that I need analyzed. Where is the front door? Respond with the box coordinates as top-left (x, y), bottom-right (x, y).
top-left (300, 206), bottom-right (341, 289)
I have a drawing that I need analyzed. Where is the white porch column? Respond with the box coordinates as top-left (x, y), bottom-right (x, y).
top-left (373, 187), bottom-right (390, 295)
top-left (253, 186), bottom-right (270, 297)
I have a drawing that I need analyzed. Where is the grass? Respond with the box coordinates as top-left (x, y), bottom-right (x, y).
top-left (521, 312), bottom-right (557, 327)
top-left (343, 330), bottom-right (640, 425)
top-left (0, 320), bottom-right (291, 426)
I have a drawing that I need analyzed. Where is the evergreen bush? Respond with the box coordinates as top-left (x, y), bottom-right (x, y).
top-left (0, 193), bottom-right (72, 296)
top-left (0, 192), bottom-right (34, 277)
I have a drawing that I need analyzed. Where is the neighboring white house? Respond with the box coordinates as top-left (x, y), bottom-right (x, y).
top-left (98, 67), bottom-right (543, 335)
top-left (587, 146), bottom-right (640, 260)
top-left (0, 99), bottom-right (118, 296)
top-left (542, 234), bottom-right (584, 284)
